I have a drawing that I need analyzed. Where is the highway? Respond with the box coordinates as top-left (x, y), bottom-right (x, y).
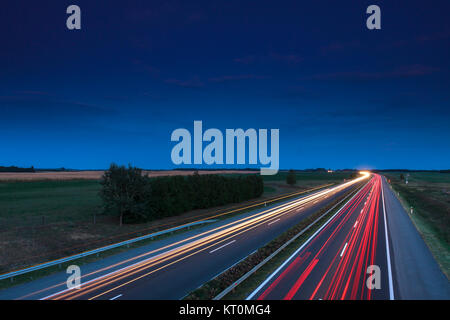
top-left (248, 174), bottom-right (450, 300)
top-left (0, 174), bottom-right (367, 300)
top-left (2, 171), bottom-right (447, 300)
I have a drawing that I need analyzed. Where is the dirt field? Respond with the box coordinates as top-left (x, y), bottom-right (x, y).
top-left (0, 170), bottom-right (257, 181)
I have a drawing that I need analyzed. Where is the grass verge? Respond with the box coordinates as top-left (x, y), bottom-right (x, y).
top-left (383, 172), bottom-right (450, 279)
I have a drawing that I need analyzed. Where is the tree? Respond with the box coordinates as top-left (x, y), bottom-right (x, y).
top-left (100, 166), bottom-right (266, 224)
top-left (100, 163), bottom-right (150, 225)
top-left (286, 169), bottom-right (297, 186)
top-left (400, 173), bottom-right (405, 181)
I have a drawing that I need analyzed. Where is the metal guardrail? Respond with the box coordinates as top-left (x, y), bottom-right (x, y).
top-left (0, 219), bottom-right (216, 281)
top-left (0, 183), bottom-right (334, 282)
top-left (213, 182), bottom-right (366, 300)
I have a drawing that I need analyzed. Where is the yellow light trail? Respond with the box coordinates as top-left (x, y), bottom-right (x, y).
top-left (44, 172), bottom-right (370, 300)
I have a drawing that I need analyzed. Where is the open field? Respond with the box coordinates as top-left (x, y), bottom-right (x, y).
top-left (262, 170), bottom-right (355, 182)
top-left (0, 171), bottom-right (354, 274)
top-left (0, 180), bottom-right (101, 225)
top-left (383, 171), bottom-right (450, 278)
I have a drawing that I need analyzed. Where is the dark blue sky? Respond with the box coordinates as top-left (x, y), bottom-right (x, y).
top-left (1, 1), bottom-right (449, 170)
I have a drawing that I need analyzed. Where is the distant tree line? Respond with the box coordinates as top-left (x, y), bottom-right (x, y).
top-left (374, 169), bottom-right (450, 173)
top-left (100, 164), bottom-right (264, 225)
top-left (0, 166), bottom-right (35, 172)
top-left (0, 166), bottom-right (75, 172)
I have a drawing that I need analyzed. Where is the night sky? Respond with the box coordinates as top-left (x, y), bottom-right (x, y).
top-left (1, 1), bottom-right (449, 170)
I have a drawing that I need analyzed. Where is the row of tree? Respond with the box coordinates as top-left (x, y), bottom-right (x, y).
top-left (100, 164), bottom-right (264, 225)
top-left (0, 166), bottom-right (35, 172)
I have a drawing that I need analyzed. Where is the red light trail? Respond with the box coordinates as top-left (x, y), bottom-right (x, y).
top-left (256, 174), bottom-right (390, 300)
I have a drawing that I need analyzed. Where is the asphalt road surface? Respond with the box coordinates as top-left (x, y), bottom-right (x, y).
top-left (248, 174), bottom-right (450, 300)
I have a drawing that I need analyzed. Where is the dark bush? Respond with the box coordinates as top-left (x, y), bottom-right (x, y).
top-left (100, 164), bottom-right (264, 224)
top-left (286, 169), bottom-right (297, 185)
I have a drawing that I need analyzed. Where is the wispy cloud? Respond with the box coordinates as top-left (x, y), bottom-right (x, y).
top-left (233, 55), bottom-right (256, 64)
top-left (416, 30), bottom-right (450, 43)
top-left (208, 74), bottom-right (269, 83)
top-left (268, 53), bottom-right (303, 64)
top-left (233, 53), bottom-right (303, 65)
top-left (131, 59), bottom-right (160, 77)
top-left (320, 41), bottom-right (360, 55)
top-left (14, 90), bottom-right (52, 96)
top-left (275, 86), bottom-right (320, 100)
top-left (165, 77), bottom-right (204, 88)
top-left (0, 95), bottom-right (115, 127)
top-left (307, 65), bottom-right (439, 81)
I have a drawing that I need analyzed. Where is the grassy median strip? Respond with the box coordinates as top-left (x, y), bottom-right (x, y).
top-left (183, 184), bottom-right (363, 300)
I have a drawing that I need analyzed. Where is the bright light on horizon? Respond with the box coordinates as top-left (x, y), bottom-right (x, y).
top-left (359, 171), bottom-right (371, 178)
